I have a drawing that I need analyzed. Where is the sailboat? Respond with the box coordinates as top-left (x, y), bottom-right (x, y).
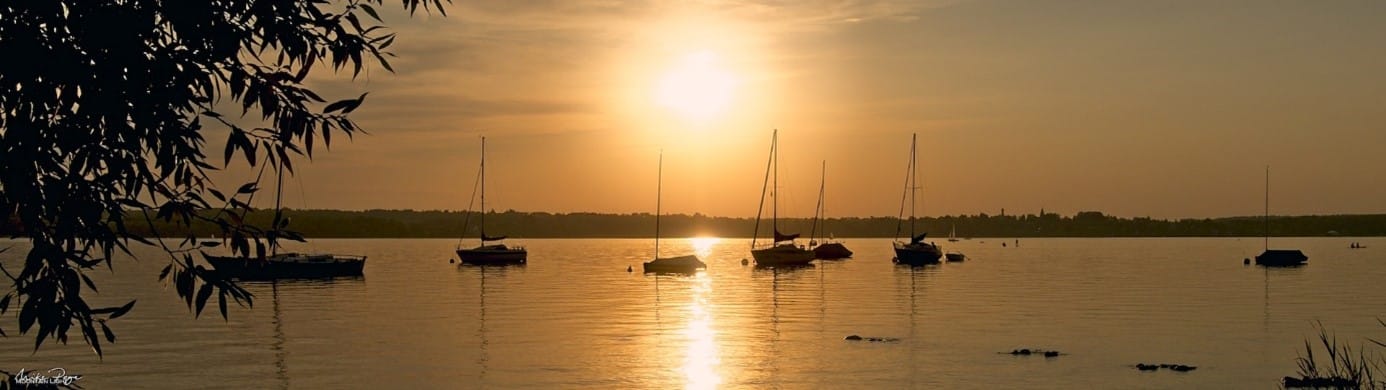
top-left (809, 161), bottom-right (852, 259)
top-left (205, 159), bottom-right (366, 279)
top-left (750, 129), bottom-right (815, 267)
top-left (1254, 166), bottom-right (1307, 266)
top-left (457, 137), bottom-right (528, 265)
top-left (643, 151), bottom-right (706, 274)
top-left (893, 133), bottom-right (943, 265)
top-left (947, 224), bottom-right (959, 242)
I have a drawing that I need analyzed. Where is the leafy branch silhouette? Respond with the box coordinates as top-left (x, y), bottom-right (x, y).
top-left (0, 0), bottom-right (448, 357)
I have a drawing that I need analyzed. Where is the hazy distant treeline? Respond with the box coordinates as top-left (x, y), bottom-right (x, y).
top-left (21, 209), bottom-right (1384, 239)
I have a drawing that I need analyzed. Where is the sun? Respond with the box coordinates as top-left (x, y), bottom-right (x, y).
top-left (654, 51), bottom-right (739, 123)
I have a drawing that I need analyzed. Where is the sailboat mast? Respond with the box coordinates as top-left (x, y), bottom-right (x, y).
top-left (811, 160), bottom-right (825, 244)
top-left (480, 136), bottom-right (487, 242)
top-left (655, 150), bottom-right (663, 259)
top-left (272, 158), bottom-right (285, 256)
top-left (1264, 165), bottom-right (1269, 251)
top-left (910, 133), bottom-right (918, 238)
top-left (751, 130), bottom-right (775, 249)
top-left (772, 130), bottom-right (778, 234)
top-left (820, 161), bottom-right (826, 241)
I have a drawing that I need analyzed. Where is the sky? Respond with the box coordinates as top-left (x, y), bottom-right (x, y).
top-left (216, 0), bottom-right (1386, 219)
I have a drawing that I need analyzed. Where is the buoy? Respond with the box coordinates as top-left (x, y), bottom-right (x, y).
top-left (741, 258), bottom-right (749, 266)
top-left (1243, 258), bottom-right (1250, 265)
top-left (627, 265), bottom-right (633, 272)
top-left (449, 258), bottom-right (455, 264)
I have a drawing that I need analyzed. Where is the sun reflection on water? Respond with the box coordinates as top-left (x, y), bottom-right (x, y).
top-left (682, 273), bottom-right (721, 389)
top-left (690, 237), bottom-right (719, 259)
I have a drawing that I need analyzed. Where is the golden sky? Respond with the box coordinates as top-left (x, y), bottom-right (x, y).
top-left (219, 0), bottom-right (1386, 219)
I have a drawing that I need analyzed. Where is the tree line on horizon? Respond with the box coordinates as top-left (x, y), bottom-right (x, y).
top-left (10, 209), bottom-right (1383, 239)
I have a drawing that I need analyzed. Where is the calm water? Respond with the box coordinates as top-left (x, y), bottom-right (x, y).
top-left (3, 237), bottom-right (1385, 389)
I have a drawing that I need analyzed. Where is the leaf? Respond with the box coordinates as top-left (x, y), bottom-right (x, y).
top-left (372, 51), bottom-right (394, 73)
top-left (359, 4), bottom-right (382, 22)
top-left (343, 92), bottom-right (368, 113)
top-left (0, 294), bottom-right (10, 315)
top-left (81, 273), bottom-right (99, 292)
top-left (218, 291), bottom-right (229, 321)
top-left (178, 270), bottom-right (194, 308)
top-left (200, 241), bottom-right (222, 247)
top-left (195, 283), bottom-right (214, 318)
top-left (323, 99), bottom-right (354, 114)
top-left (19, 298), bottom-right (36, 333)
top-left (159, 264), bottom-right (173, 281)
top-left (35, 320), bottom-right (52, 352)
top-left (101, 321), bottom-right (116, 343)
top-left (237, 182), bottom-right (258, 194)
top-left (224, 131), bottom-right (238, 166)
top-left (82, 320), bottom-right (102, 358)
top-left (108, 300), bottom-right (136, 319)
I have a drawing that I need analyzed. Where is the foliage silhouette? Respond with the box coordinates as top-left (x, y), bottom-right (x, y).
top-left (0, 0), bottom-right (447, 357)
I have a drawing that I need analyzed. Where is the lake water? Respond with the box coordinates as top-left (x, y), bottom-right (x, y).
top-left (2, 237), bottom-right (1384, 389)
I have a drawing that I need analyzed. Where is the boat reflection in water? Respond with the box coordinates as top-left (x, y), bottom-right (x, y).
top-left (239, 277), bottom-right (365, 389)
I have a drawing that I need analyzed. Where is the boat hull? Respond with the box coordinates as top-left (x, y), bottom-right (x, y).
top-left (1255, 249), bottom-right (1307, 267)
top-left (945, 253), bottom-right (966, 262)
top-left (205, 254), bottom-right (366, 280)
top-left (643, 254), bottom-right (706, 274)
top-left (813, 243), bottom-right (853, 259)
top-left (752, 244), bottom-right (816, 266)
top-left (894, 242), bottom-right (942, 265)
top-left (457, 245), bottom-right (528, 265)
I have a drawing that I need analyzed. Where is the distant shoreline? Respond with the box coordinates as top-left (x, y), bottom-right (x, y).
top-left (18, 208), bottom-right (1377, 240)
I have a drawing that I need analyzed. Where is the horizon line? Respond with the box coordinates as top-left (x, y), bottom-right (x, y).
top-left (263, 208), bottom-right (1386, 221)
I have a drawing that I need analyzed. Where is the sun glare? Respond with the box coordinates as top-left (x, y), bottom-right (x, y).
top-left (654, 51), bottom-right (739, 123)
top-left (689, 237), bottom-right (720, 258)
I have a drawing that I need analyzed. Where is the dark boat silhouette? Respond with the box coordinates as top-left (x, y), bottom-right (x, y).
top-left (642, 151), bottom-right (706, 274)
top-left (813, 241), bottom-right (853, 260)
top-left (893, 134), bottom-right (942, 265)
top-left (809, 160), bottom-right (853, 259)
top-left (750, 130), bottom-right (815, 267)
top-left (945, 252), bottom-right (967, 262)
top-left (1254, 167), bottom-right (1306, 267)
top-left (205, 253), bottom-right (366, 280)
top-left (456, 137), bottom-right (527, 265)
top-left (1255, 249), bottom-right (1307, 267)
top-left (644, 254), bottom-right (706, 274)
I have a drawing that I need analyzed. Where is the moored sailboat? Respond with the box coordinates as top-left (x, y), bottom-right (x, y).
top-left (205, 157), bottom-right (366, 279)
top-left (751, 129), bottom-right (815, 267)
top-left (643, 151), bottom-right (706, 274)
top-left (1254, 166), bottom-right (1306, 267)
top-left (809, 161), bottom-right (852, 259)
top-left (893, 133), bottom-right (943, 265)
top-left (457, 137), bottom-right (527, 265)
